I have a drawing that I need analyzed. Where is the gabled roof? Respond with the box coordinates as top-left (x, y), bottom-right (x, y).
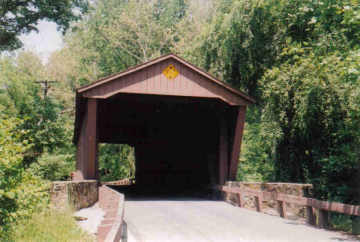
top-left (74, 54), bottom-right (255, 144)
top-left (76, 53), bottom-right (255, 104)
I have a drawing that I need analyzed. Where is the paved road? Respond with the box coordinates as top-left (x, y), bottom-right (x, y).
top-left (124, 198), bottom-right (358, 242)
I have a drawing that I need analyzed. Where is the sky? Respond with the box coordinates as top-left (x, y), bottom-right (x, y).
top-left (19, 21), bottom-right (63, 63)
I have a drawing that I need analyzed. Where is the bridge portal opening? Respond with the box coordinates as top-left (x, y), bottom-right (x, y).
top-left (101, 94), bottom-right (224, 191)
top-left (97, 143), bottom-right (135, 182)
top-left (73, 54), bottom-right (254, 194)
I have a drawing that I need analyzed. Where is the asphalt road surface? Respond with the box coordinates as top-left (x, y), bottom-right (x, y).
top-left (124, 198), bottom-right (358, 242)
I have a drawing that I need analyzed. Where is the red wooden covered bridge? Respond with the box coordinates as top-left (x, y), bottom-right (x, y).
top-left (73, 54), bottom-right (254, 190)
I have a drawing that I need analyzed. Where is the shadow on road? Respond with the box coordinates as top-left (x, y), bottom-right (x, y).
top-left (109, 184), bottom-right (216, 202)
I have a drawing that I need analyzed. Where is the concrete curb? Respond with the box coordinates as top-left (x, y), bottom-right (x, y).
top-left (103, 186), bottom-right (125, 242)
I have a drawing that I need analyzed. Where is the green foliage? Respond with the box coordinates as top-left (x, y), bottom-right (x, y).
top-left (199, 0), bottom-right (281, 100)
top-left (199, 0), bottom-right (360, 206)
top-left (0, 0), bottom-right (89, 51)
top-left (154, 0), bottom-right (188, 27)
top-left (63, 0), bottom-right (190, 79)
top-left (257, 0), bottom-right (360, 203)
top-left (29, 151), bottom-right (75, 181)
top-left (11, 208), bottom-right (94, 242)
top-left (0, 52), bottom-right (67, 166)
top-left (329, 213), bottom-right (353, 233)
top-left (18, 91), bottom-right (66, 165)
top-left (0, 116), bottom-right (49, 240)
top-left (262, 49), bottom-right (360, 200)
top-left (237, 108), bottom-right (276, 182)
top-left (99, 144), bottom-right (135, 182)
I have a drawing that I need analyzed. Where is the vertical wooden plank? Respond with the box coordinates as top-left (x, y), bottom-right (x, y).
top-left (318, 209), bottom-right (329, 229)
top-left (75, 98), bottom-right (98, 180)
top-left (277, 200), bottom-right (286, 218)
top-left (219, 115), bottom-right (228, 185)
top-left (160, 61), bottom-right (166, 94)
top-left (86, 98), bottom-right (98, 179)
top-left (150, 63), bottom-right (155, 92)
top-left (169, 60), bottom-right (175, 92)
top-left (255, 196), bottom-right (262, 212)
top-left (127, 73), bottom-right (134, 92)
top-left (157, 62), bottom-right (162, 93)
top-left (173, 61), bottom-right (180, 92)
top-left (142, 67), bottom-right (147, 93)
top-left (189, 69), bottom-right (195, 96)
top-left (237, 193), bottom-right (243, 207)
top-left (200, 75), bottom-right (209, 96)
top-left (145, 65), bottom-right (149, 93)
top-left (150, 63), bottom-right (156, 92)
top-left (182, 63), bottom-right (188, 91)
top-left (75, 113), bottom-right (87, 180)
top-left (306, 206), bottom-right (316, 225)
top-left (229, 106), bottom-right (247, 180)
top-left (177, 62), bottom-right (183, 94)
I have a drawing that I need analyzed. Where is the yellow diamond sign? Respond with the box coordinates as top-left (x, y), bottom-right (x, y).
top-left (162, 64), bottom-right (179, 80)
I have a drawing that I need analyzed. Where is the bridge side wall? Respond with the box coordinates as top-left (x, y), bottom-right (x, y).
top-left (224, 182), bottom-right (313, 218)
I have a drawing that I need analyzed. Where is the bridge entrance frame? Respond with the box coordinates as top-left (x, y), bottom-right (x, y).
top-left (73, 54), bottom-right (254, 187)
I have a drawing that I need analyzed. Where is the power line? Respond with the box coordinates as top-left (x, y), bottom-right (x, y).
top-left (35, 80), bottom-right (57, 99)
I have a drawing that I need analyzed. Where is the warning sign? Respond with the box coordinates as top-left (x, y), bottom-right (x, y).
top-left (162, 64), bottom-right (179, 80)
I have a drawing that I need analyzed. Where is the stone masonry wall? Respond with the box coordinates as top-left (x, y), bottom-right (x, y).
top-left (50, 180), bottom-right (98, 210)
top-left (224, 182), bottom-right (313, 219)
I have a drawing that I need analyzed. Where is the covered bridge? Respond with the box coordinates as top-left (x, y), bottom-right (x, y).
top-left (73, 54), bottom-right (254, 190)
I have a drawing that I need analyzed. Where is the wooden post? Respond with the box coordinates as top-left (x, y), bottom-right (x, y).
top-left (229, 106), bottom-right (247, 180)
top-left (75, 117), bottom-right (86, 180)
top-left (255, 196), bottom-right (262, 212)
top-left (219, 116), bottom-right (228, 185)
top-left (237, 193), bottom-right (244, 207)
top-left (75, 98), bottom-right (99, 180)
top-left (318, 209), bottom-right (329, 229)
top-left (86, 99), bottom-right (98, 179)
top-left (277, 200), bottom-right (286, 218)
top-left (306, 206), bottom-right (316, 225)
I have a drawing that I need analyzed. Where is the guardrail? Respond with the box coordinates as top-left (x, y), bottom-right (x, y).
top-left (217, 185), bottom-right (360, 231)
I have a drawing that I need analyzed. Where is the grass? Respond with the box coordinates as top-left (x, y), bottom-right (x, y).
top-left (10, 208), bottom-right (95, 242)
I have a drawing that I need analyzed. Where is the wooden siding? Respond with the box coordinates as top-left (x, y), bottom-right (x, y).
top-left (82, 59), bottom-right (247, 106)
top-left (75, 99), bottom-right (98, 180)
top-left (219, 115), bottom-right (229, 185)
top-left (229, 106), bottom-right (247, 180)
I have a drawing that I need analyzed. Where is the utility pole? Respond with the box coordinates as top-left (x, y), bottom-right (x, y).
top-left (35, 80), bottom-right (57, 99)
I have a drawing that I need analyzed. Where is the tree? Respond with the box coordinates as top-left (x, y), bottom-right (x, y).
top-left (0, 0), bottom-right (89, 51)
top-left (261, 47), bottom-right (360, 202)
top-left (0, 52), bottom-right (67, 166)
top-left (198, 0), bottom-right (281, 100)
top-left (59, 0), bottom-right (193, 79)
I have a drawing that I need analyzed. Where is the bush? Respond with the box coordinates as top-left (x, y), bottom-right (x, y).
top-left (99, 144), bottom-right (135, 182)
top-left (0, 116), bottom-right (49, 240)
top-left (28, 151), bottom-right (75, 181)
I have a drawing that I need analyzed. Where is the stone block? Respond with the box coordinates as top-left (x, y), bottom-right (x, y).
top-left (50, 180), bottom-right (98, 210)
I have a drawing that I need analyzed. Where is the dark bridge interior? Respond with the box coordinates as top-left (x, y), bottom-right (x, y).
top-left (98, 93), bottom-right (232, 192)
